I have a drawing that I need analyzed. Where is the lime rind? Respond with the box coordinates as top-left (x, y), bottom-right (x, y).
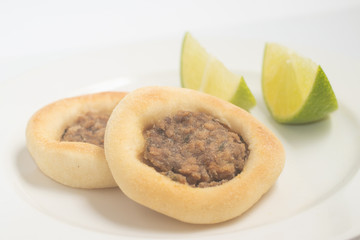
top-left (230, 77), bottom-right (256, 111)
top-left (282, 66), bottom-right (338, 124)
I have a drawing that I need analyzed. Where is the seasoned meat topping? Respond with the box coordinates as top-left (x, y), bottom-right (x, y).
top-left (61, 112), bottom-right (110, 147)
top-left (143, 111), bottom-right (249, 188)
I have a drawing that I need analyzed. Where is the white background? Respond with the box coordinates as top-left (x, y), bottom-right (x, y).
top-left (1, 0), bottom-right (360, 84)
top-left (1, 1), bottom-right (360, 239)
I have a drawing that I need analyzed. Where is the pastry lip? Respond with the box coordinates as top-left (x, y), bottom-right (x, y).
top-left (26, 91), bottom-right (127, 189)
top-left (105, 86), bottom-right (285, 224)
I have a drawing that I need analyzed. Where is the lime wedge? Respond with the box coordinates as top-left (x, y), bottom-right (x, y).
top-left (181, 33), bottom-right (256, 111)
top-left (262, 43), bottom-right (338, 124)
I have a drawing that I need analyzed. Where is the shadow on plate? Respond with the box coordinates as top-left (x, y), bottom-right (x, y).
top-left (256, 98), bottom-right (333, 147)
top-left (16, 146), bottom-right (275, 235)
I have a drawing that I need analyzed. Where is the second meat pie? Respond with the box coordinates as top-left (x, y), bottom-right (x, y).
top-left (26, 91), bottom-right (127, 189)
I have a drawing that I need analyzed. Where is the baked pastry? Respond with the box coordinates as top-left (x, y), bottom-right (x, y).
top-left (104, 86), bottom-right (285, 224)
top-left (26, 91), bottom-right (127, 189)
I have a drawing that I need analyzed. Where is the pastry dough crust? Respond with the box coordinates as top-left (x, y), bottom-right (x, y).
top-left (26, 91), bottom-right (127, 189)
top-left (105, 86), bottom-right (285, 224)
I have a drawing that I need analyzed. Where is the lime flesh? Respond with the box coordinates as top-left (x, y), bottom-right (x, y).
top-left (181, 33), bottom-right (256, 111)
top-left (262, 43), bottom-right (338, 124)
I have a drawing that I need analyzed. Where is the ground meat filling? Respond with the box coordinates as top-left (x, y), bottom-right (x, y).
top-left (143, 111), bottom-right (249, 188)
top-left (61, 112), bottom-right (110, 147)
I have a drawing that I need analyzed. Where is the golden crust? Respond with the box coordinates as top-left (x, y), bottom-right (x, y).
top-left (104, 86), bottom-right (285, 224)
top-left (26, 91), bottom-right (127, 189)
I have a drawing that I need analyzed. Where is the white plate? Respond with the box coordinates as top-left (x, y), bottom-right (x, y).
top-left (1, 36), bottom-right (360, 240)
